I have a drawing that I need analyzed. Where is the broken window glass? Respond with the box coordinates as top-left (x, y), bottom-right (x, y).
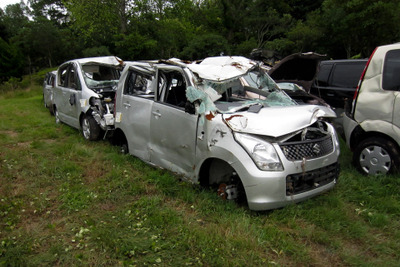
top-left (82, 64), bottom-right (120, 91)
top-left (186, 68), bottom-right (297, 122)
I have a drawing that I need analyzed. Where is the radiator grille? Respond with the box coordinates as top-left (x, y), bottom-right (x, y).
top-left (280, 136), bottom-right (333, 161)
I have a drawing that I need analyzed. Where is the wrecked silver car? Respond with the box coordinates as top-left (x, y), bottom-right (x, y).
top-left (43, 70), bottom-right (56, 115)
top-left (53, 56), bottom-right (124, 140)
top-left (113, 56), bottom-right (340, 210)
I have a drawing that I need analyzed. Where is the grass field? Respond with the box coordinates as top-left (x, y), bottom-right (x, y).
top-left (1, 83), bottom-right (400, 266)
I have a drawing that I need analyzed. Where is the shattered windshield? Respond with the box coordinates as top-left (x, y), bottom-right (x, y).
top-left (205, 69), bottom-right (296, 112)
top-left (82, 64), bottom-right (120, 90)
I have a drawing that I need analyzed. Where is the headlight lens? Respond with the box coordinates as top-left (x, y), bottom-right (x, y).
top-left (234, 133), bottom-right (283, 171)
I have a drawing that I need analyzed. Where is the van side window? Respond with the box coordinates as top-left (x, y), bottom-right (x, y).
top-left (58, 65), bottom-right (68, 86)
top-left (124, 71), bottom-right (153, 96)
top-left (315, 64), bottom-right (332, 86)
top-left (382, 49), bottom-right (400, 91)
top-left (331, 63), bottom-right (365, 88)
top-left (67, 67), bottom-right (80, 90)
top-left (157, 70), bottom-right (187, 108)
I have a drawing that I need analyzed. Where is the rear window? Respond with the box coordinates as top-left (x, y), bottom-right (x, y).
top-left (330, 62), bottom-right (365, 88)
top-left (382, 49), bottom-right (400, 91)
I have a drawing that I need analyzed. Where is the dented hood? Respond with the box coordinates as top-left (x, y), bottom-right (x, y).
top-left (223, 105), bottom-right (336, 137)
top-left (187, 56), bottom-right (257, 81)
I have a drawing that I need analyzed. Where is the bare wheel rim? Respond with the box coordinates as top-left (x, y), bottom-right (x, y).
top-left (82, 117), bottom-right (91, 139)
top-left (359, 145), bottom-right (391, 175)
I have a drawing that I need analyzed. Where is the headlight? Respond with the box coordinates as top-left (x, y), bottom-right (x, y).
top-left (234, 133), bottom-right (283, 171)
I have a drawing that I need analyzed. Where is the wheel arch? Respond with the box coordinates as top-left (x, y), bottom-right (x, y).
top-left (350, 126), bottom-right (400, 153)
top-left (198, 157), bottom-right (239, 186)
top-left (112, 128), bottom-right (128, 146)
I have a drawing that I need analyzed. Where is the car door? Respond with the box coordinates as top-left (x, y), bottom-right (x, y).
top-left (382, 49), bottom-right (400, 129)
top-left (43, 72), bottom-right (53, 107)
top-left (149, 67), bottom-right (198, 176)
top-left (55, 63), bottom-right (82, 128)
top-left (117, 66), bottom-right (154, 161)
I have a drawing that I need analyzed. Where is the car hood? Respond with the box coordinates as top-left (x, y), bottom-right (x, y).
top-left (223, 104), bottom-right (336, 137)
top-left (268, 52), bottom-right (326, 91)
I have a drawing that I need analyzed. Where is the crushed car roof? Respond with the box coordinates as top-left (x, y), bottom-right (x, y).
top-left (186, 56), bottom-right (258, 82)
top-left (69, 56), bottom-right (124, 67)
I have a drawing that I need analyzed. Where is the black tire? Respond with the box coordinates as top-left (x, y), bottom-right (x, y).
top-left (120, 143), bottom-right (129, 154)
top-left (48, 103), bottom-right (54, 116)
top-left (112, 130), bottom-right (129, 154)
top-left (353, 137), bottom-right (400, 175)
top-left (81, 115), bottom-right (101, 141)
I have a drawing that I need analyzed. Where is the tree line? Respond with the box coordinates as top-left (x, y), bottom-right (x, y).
top-left (1, 0), bottom-right (399, 82)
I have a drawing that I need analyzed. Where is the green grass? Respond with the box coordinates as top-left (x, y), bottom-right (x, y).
top-left (1, 85), bottom-right (400, 266)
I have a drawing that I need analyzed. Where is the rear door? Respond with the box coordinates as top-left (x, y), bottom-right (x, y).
top-left (382, 49), bottom-right (400, 128)
top-left (149, 66), bottom-right (198, 176)
top-left (117, 66), bottom-right (154, 161)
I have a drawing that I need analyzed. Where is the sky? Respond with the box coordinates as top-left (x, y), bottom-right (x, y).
top-left (0, 0), bottom-right (24, 10)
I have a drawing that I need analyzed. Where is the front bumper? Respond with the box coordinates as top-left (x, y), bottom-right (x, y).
top-left (230, 126), bottom-right (340, 211)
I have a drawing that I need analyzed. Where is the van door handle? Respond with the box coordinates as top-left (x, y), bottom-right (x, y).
top-left (152, 111), bottom-right (162, 118)
top-left (123, 102), bottom-right (131, 108)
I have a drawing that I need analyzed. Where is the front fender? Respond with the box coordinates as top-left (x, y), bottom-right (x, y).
top-left (360, 119), bottom-right (400, 147)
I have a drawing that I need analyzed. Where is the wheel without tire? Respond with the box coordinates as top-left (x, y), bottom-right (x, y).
top-left (81, 115), bottom-right (101, 141)
top-left (353, 137), bottom-right (400, 175)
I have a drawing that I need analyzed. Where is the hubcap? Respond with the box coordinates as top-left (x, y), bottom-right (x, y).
top-left (82, 118), bottom-right (90, 139)
top-left (359, 145), bottom-right (391, 175)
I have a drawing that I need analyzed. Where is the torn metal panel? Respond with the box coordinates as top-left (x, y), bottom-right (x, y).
top-left (223, 105), bottom-right (336, 137)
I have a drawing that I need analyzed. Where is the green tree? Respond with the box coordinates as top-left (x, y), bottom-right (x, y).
top-left (0, 37), bottom-right (24, 81)
top-left (28, 0), bottom-right (68, 23)
top-left (1, 2), bottom-right (30, 38)
top-left (179, 33), bottom-right (229, 60)
top-left (62, 0), bottom-right (124, 47)
top-left (318, 0), bottom-right (400, 58)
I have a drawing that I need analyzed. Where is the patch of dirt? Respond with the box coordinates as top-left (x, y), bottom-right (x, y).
top-left (1, 130), bottom-right (18, 137)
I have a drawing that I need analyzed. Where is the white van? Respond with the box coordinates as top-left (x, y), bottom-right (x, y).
top-left (343, 43), bottom-right (400, 175)
top-left (113, 57), bottom-right (340, 210)
top-left (53, 57), bottom-right (124, 140)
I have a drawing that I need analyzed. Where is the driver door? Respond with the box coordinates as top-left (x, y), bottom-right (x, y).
top-left (56, 63), bottom-right (82, 128)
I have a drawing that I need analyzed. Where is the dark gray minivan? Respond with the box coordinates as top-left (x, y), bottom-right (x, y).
top-left (310, 59), bottom-right (367, 108)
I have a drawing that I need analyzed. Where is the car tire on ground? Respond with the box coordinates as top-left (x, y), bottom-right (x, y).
top-left (120, 142), bottom-right (129, 154)
top-left (353, 137), bottom-right (400, 175)
top-left (81, 115), bottom-right (101, 141)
